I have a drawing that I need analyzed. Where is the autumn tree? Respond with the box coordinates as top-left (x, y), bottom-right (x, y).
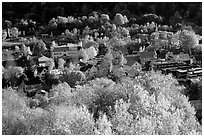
top-left (3, 66), bottom-right (24, 87)
top-left (46, 58), bottom-right (55, 72)
top-left (79, 49), bottom-right (89, 63)
top-left (178, 30), bottom-right (199, 55)
top-left (59, 70), bottom-right (86, 88)
top-left (58, 58), bottom-right (66, 70)
top-left (33, 40), bottom-right (47, 56)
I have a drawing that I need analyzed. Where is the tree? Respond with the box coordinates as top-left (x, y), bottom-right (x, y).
top-left (3, 66), bottom-right (24, 87)
top-left (2, 29), bottom-right (7, 40)
top-left (15, 46), bottom-right (20, 53)
top-left (178, 30), bottom-right (199, 55)
top-left (21, 44), bottom-right (28, 56)
top-left (79, 49), bottom-right (89, 63)
top-left (113, 13), bottom-right (125, 26)
top-left (193, 44), bottom-right (202, 55)
top-left (33, 40), bottom-right (47, 56)
top-left (85, 46), bottom-right (98, 60)
top-left (27, 46), bottom-right (32, 55)
top-left (10, 27), bottom-right (19, 38)
top-left (58, 58), bottom-right (66, 69)
top-left (59, 70), bottom-right (86, 88)
top-left (46, 58), bottom-right (55, 72)
top-left (98, 49), bottom-right (113, 77)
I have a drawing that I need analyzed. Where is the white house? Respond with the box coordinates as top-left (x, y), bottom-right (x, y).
top-left (173, 53), bottom-right (190, 63)
top-left (51, 42), bottom-right (82, 58)
top-left (38, 56), bottom-right (51, 67)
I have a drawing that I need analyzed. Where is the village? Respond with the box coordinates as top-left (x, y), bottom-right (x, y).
top-left (2, 3), bottom-right (202, 134)
top-left (2, 30), bottom-right (202, 95)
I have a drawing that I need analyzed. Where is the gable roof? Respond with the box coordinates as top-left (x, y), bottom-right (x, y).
top-left (173, 53), bottom-right (190, 61)
top-left (37, 66), bottom-right (49, 73)
top-left (178, 53), bottom-right (190, 60)
top-left (132, 62), bottom-right (142, 67)
top-left (38, 56), bottom-right (50, 62)
top-left (117, 46), bottom-right (129, 55)
top-left (125, 54), bottom-right (140, 66)
top-left (140, 51), bottom-right (156, 59)
top-left (52, 46), bottom-right (70, 52)
top-left (24, 77), bottom-right (42, 85)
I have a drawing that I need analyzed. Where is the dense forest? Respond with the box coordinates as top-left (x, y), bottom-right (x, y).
top-left (2, 2), bottom-right (202, 26)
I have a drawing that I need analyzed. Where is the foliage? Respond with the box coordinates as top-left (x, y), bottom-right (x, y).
top-left (51, 105), bottom-right (96, 135)
top-left (10, 27), bottom-right (19, 38)
top-left (113, 13), bottom-right (128, 26)
top-left (49, 82), bottom-right (72, 105)
top-left (2, 29), bottom-right (8, 40)
top-left (95, 114), bottom-right (113, 135)
top-left (2, 70), bottom-right (202, 135)
top-left (3, 66), bottom-right (24, 87)
top-left (187, 79), bottom-right (202, 100)
top-left (85, 46), bottom-right (98, 59)
top-left (33, 40), bottom-right (47, 56)
top-left (58, 58), bottom-right (66, 69)
top-left (59, 70), bottom-right (86, 88)
top-left (79, 48), bottom-right (89, 63)
top-left (45, 58), bottom-right (55, 72)
top-left (178, 30), bottom-right (199, 55)
top-left (109, 72), bottom-right (202, 135)
top-left (193, 44), bottom-right (202, 55)
top-left (2, 5), bottom-right (202, 135)
top-left (44, 73), bottom-right (60, 89)
top-left (2, 88), bottom-right (53, 135)
top-left (97, 50), bottom-right (113, 77)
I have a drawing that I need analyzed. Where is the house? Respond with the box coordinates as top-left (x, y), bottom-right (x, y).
top-left (159, 49), bottom-right (168, 59)
top-left (18, 77), bottom-right (43, 97)
top-left (125, 54), bottom-right (141, 66)
top-left (50, 69), bottom-right (63, 75)
top-left (132, 62), bottom-right (142, 71)
top-left (51, 43), bottom-right (82, 58)
top-left (173, 53), bottom-right (190, 63)
top-left (55, 36), bottom-right (79, 45)
top-left (38, 56), bottom-right (51, 67)
top-left (80, 63), bottom-right (93, 72)
top-left (187, 67), bottom-right (202, 78)
top-left (152, 61), bottom-right (181, 70)
top-left (117, 46), bottom-right (129, 55)
top-left (34, 66), bottom-right (49, 78)
top-left (140, 51), bottom-right (157, 64)
top-left (176, 69), bottom-right (188, 79)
